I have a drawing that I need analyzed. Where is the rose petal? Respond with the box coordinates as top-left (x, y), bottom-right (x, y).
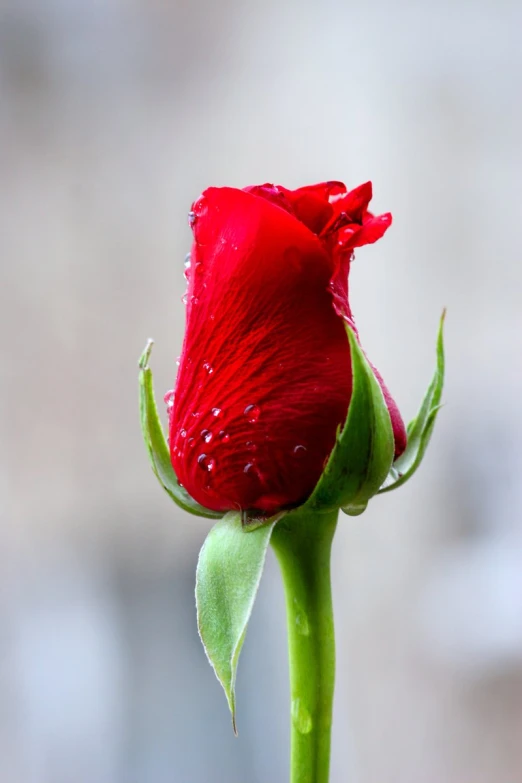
top-left (172, 186), bottom-right (352, 513)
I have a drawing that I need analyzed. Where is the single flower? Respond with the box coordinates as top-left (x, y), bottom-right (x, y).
top-left (167, 181), bottom-right (406, 515)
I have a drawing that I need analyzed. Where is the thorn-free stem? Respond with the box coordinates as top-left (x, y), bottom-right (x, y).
top-left (271, 508), bottom-right (338, 783)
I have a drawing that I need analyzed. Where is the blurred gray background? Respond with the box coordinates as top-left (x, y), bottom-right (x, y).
top-left (1, 0), bottom-right (522, 781)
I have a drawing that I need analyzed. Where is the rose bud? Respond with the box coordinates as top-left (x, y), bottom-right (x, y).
top-left (165, 181), bottom-right (407, 516)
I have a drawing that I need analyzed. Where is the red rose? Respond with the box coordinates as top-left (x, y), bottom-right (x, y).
top-left (167, 181), bottom-right (406, 515)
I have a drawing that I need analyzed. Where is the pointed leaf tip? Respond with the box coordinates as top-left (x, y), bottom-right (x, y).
top-left (196, 512), bottom-right (278, 732)
top-left (379, 311), bottom-right (446, 493)
top-left (138, 339), bottom-right (222, 519)
top-left (138, 338), bottom-right (154, 369)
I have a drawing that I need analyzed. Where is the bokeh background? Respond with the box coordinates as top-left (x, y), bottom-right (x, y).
top-left (2, 0), bottom-right (522, 781)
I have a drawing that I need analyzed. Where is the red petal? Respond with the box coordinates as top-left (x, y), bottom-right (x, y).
top-left (171, 186), bottom-right (352, 513)
top-left (286, 180), bottom-right (347, 202)
top-left (336, 213), bottom-right (392, 252)
top-left (333, 181), bottom-right (373, 222)
top-left (369, 363), bottom-right (407, 458)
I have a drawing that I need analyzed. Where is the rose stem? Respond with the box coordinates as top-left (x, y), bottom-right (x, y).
top-left (271, 508), bottom-right (338, 783)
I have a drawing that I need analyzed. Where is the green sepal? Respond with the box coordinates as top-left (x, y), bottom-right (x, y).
top-left (379, 311), bottom-right (445, 494)
top-left (138, 340), bottom-right (221, 519)
top-left (195, 511), bottom-right (279, 734)
top-left (305, 325), bottom-right (394, 514)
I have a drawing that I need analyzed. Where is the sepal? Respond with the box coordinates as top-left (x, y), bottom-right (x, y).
top-left (379, 311), bottom-right (445, 493)
top-left (306, 325), bottom-right (395, 515)
top-left (138, 340), bottom-right (222, 519)
top-left (195, 512), bottom-right (278, 733)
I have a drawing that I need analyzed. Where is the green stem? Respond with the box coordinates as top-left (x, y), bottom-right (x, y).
top-left (271, 508), bottom-right (338, 783)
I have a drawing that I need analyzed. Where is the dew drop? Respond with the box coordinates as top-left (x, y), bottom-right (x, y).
top-left (188, 211), bottom-right (196, 227)
top-left (244, 462), bottom-right (255, 474)
top-left (291, 699), bottom-right (313, 735)
top-left (191, 411), bottom-right (201, 419)
top-left (164, 390), bottom-right (174, 410)
top-left (203, 362), bottom-right (214, 375)
top-left (218, 431), bottom-right (230, 443)
top-left (187, 437), bottom-right (195, 448)
top-left (293, 598), bottom-right (310, 636)
top-left (211, 407), bottom-right (222, 418)
top-left (293, 444), bottom-right (307, 456)
top-left (342, 502), bottom-right (368, 517)
top-left (179, 428), bottom-right (187, 439)
top-left (246, 441), bottom-right (257, 452)
top-left (201, 429), bottom-right (213, 443)
top-left (295, 611), bottom-right (310, 636)
top-left (183, 254), bottom-right (191, 280)
top-left (197, 454), bottom-right (215, 472)
top-left (244, 404), bottom-right (260, 423)
top-left (181, 293), bottom-right (188, 305)
top-left (193, 195), bottom-right (208, 218)
top-left (191, 295), bottom-right (199, 305)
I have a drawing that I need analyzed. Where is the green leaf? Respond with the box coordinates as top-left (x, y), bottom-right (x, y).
top-left (306, 325), bottom-right (395, 514)
top-left (195, 512), bottom-right (278, 734)
top-left (379, 311), bottom-right (445, 494)
top-left (138, 340), bottom-right (221, 519)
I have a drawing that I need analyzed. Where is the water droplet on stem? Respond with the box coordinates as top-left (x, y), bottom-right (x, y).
top-left (291, 699), bottom-right (312, 735)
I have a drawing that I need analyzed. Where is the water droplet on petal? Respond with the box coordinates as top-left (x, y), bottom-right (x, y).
top-left (211, 407), bottom-right (222, 418)
top-left (244, 404), bottom-right (260, 423)
top-left (293, 445), bottom-right (307, 456)
top-left (197, 454), bottom-right (215, 472)
top-left (193, 195), bottom-right (208, 218)
top-left (175, 356), bottom-right (181, 367)
top-left (244, 462), bottom-right (255, 474)
top-left (203, 362), bottom-right (214, 375)
top-left (191, 295), bottom-right (199, 305)
top-left (246, 441), bottom-right (257, 452)
top-left (183, 254), bottom-right (191, 280)
top-left (201, 429), bottom-right (213, 443)
top-left (218, 431), bottom-right (230, 443)
top-left (191, 411), bottom-right (201, 419)
top-left (181, 293), bottom-right (188, 305)
top-left (187, 437), bottom-right (195, 448)
top-left (179, 428), bottom-right (187, 438)
top-left (188, 211), bottom-right (196, 227)
top-left (164, 390), bottom-right (174, 410)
